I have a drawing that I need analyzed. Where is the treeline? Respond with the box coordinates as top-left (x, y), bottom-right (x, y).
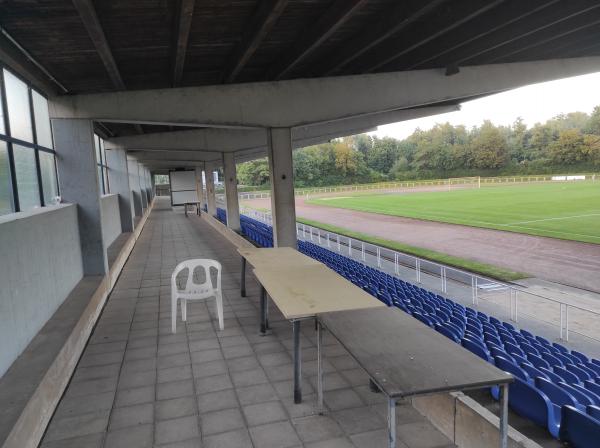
top-left (237, 106), bottom-right (600, 187)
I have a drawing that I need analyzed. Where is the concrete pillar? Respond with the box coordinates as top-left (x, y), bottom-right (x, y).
top-left (267, 127), bottom-right (297, 248)
top-left (195, 165), bottom-right (206, 210)
top-left (105, 147), bottom-right (134, 233)
top-left (138, 164), bottom-right (148, 209)
top-left (52, 118), bottom-right (108, 275)
top-left (128, 158), bottom-right (143, 217)
top-left (205, 166), bottom-right (217, 217)
top-left (222, 152), bottom-right (241, 231)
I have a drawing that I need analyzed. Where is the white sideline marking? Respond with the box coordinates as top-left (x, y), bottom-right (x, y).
top-left (508, 213), bottom-right (600, 225)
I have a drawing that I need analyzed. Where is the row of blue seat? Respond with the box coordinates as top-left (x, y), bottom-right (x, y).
top-left (230, 209), bottom-right (600, 445)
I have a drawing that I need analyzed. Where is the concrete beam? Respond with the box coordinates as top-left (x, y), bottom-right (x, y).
top-left (195, 165), bottom-right (206, 210)
top-left (267, 128), bottom-right (296, 248)
top-left (127, 158), bottom-right (143, 218)
top-left (49, 57), bottom-right (600, 128)
top-left (107, 105), bottom-right (459, 163)
top-left (204, 164), bottom-right (217, 217)
top-left (222, 152), bottom-right (240, 231)
top-left (52, 118), bottom-right (107, 275)
top-left (105, 147), bottom-right (134, 233)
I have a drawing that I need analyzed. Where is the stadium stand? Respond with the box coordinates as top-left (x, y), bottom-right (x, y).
top-left (216, 208), bottom-right (600, 444)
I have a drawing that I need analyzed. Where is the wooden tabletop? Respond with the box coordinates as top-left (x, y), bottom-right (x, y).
top-left (319, 307), bottom-right (513, 399)
top-left (252, 265), bottom-right (385, 320)
top-left (238, 247), bottom-right (321, 269)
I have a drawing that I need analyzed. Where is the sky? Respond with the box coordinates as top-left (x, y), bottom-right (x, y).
top-left (371, 72), bottom-right (600, 140)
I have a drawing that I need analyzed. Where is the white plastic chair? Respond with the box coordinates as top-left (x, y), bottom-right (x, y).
top-left (171, 259), bottom-right (224, 333)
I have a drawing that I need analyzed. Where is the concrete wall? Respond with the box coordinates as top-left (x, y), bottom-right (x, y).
top-left (101, 194), bottom-right (122, 247)
top-left (0, 205), bottom-right (83, 377)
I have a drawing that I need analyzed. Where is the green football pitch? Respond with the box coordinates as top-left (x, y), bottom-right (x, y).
top-left (307, 181), bottom-right (600, 244)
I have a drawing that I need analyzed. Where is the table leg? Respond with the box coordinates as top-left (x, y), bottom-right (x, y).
top-left (240, 257), bottom-right (247, 297)
top-left (293, 320), bottom-right (302, 404)
top-left (317, 321), bottom-right (324, 414)
top-left (387, 397), bottom-right (396, 448)
top-left (499, 383), bottom-right (509, 448)
top-left (260, 286), bottom-right (267, 335)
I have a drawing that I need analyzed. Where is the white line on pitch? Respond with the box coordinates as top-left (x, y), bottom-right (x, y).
top-left (508, 213), bottom-right (600, 225)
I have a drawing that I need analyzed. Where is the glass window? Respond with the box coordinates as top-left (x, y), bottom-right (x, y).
top-left (0, 84), bottom-right (5, 135)
top-left (0, 141), bottom-right (14, 215)
top-left (39, 151), bottom-right (58, 204)
top-left (32, 91), bottom-right (53, 148)
top-left (97, 165), bottom-right (104, 194)
top-left (95, 135), bottom-right (101, 164)
top-left (12, 144), bottom-right (40, 210)
top-left (4, 70), bottom-right (33, 143)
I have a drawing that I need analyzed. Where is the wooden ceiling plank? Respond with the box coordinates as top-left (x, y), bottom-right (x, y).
top-left (222, 0), bottom-right (289, 83)
top-left (72, 0), bottom-right (125, 90)
top-left (173, 0), bottom-right (196, 86)
top-left (269, 0), bottom-right (368, 80)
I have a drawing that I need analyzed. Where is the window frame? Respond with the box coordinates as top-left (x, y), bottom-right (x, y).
top-left (95, 134), bottom-right (110, 195)
top-left (0, 64), bottom-right (59, 213)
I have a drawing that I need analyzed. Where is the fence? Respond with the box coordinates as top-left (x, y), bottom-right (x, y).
top-left (238, 172), bottom-right (598, 201)
top-left (242, 207), bottom-right (600, 346)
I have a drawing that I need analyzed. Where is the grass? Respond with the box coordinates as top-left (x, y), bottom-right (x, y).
top-left (296, 217), bottom-right (529, 282)
top-left (307, 181), bottom-right (600, 244)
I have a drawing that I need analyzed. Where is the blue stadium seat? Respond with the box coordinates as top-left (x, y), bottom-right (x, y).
top-left (494, 355), bottom-right (530, 382)
top-left (508, 378), bottom-right (559, 438)
top-left (553, 366), bottom-right (581, 384)
top-left (462, 337), bottom-right (492, 362)
top-left (588, 405), bottom-right (600, 420)
top-left (559, 405), bottom-right (600, 448)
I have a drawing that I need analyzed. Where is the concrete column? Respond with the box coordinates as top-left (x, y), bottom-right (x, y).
top-left (138, 164), bottom-right (148, 209)
top-left (205, 166), bottom-right (217, 217)
top-left (128, 158), bottom-right (143, 217)
top-left (52, 118), bottom-right (108, 275)
top-left (105, 147), bottom-right (134, 233)
top-left (222, 152), bottom-right (241, 231)
top-left (195, 165), bottom-right (206, 210)
top-left (267, 127), bottom-right (297, 248)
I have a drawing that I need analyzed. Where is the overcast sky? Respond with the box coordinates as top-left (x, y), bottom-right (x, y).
top-left (371, 72), bottom-right (600, 140)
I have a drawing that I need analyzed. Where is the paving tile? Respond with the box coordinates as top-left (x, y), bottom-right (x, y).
top-left (158, 364), bottom-right (193, 383)
top-left (115, 385), bottom-right (155, 407)
top-left (155, 415), bottom-right (200, 445)
top-left (323, 388), bottom-right (365, 411)
top-left (226, 355), bottom-right (261, 372)
top-left (195, 373), bottom-right (233, 394)
top-left (236, 383), bottom-right (278, 406)
top-left (41, 433), bottom-right (104, 448)
top-left (155, 396), bottom-right (197, 421)
top-left (293, 415), bottom-right (344, 443)
top-left (351, 429), bottom-right (409, 448)
top-left (332, 406), bottom-right (386, 435)
top-left (202, 428), bottom-right (253, 448)
top-left (157, 352), bottom-right (191, 369)
top-left (190, 348), bottom-right (223, 363)
top-left (304, 437), bottom-right (356, 448)
top-left (242, 400), bottom-right (288, 426)
top-left (396, 421), bottom-right (454, 448)
top-left (105, 423), bottom-right (153, 448)
top-left (44, 410), bottom-right (110, 442)
top-left (249, 421), bottom-right (301, 448)
top-left (192, 359), bottom-right (228, 378)
top-left (201, 407), bottom-right (245, 435)
top-left (109, 403), bottom-right (154, 430)
top-left (118, 369), bottom-right (157, 389)
top-left (54, 391), bottom-right (115, 418)
top-left (156, 379), bottom-right (195, 400)
top-left (197, 389), bottom-right (239, 413)
top-left (156, 437), bottom-right (203, 448)
top-left (231, 367), bottom-right (269, 387)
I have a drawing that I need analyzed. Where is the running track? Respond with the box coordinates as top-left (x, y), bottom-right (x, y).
top-left (244, 197), bottom-right (600, 293)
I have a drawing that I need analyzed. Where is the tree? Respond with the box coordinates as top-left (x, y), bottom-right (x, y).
top-left (584, 106), bottom-right (600, 135)
top-left (237, 158), bottom-right (270, 186)
top-left (548, 129), bottom-right (585, 165)
top-left (469, 120), bottom-right (509, 169)
top-left (367, 137), bottom-right (400, 174)
top-left (583, 134), bottom-right (600, 166)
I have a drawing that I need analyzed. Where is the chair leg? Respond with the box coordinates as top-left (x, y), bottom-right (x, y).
top-left (181, 299), bottom-right (187, 322)
top-left (216, 293), bottom-right (224, 330)
top-left (171, 296), bottom-right (177, 334)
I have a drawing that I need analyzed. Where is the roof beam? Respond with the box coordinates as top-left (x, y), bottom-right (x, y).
top-left (50, 57), bottom-right (600, 128)
top-left (445, 2), bottom-right (600, 67)
top-left (172, 0), bottom-right (196, 86)
top-left (399, 0), bottom-right (558, 70)
top-left (318, 0), bottom-right (449, 76)
top-left (268, 0), bottom-right (368, 80)
top-left (222, 0), bottom-right (289, 83)
top-left (72, 0), bottom-right (125, 90)
top-left (360, 0), bottom-right (505, 73)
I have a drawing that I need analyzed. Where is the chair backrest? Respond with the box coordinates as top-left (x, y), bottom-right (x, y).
top-left (171, 259), bottom-right (222, 293)
top-left (527, 353), bottom-right (550, 370)
top-left (566, 363), bottom-right (593, 382)
top-left (508, 378), bottom-right (551, 429)
top-left (521, 363), bottom-right (550, 382)
top-left (462, 338), bottom-right (491, 362)
top-left (435, 324), bottom-right (460, 343)
top-left (494, 355), bottom-right (530, 382)
top-left (535, 377), bottom-right (578, 408)
top-left (587, 405), bottom-right (600, 421)
top-left (558, 382), bottom-right (595, 407)
top-left (554, 365), bottom-right (581, 384)
top-left (538, 367), bottom-right (565, 384)
top-left (585, 380), bottom-right (600, 397)
top-left (559, 405), bottom-right (600, 448)
top-left (541, 352), bottom-right (563, 368)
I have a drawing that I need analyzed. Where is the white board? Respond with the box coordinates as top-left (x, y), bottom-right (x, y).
top-left (170, 170), bottom-right (199, 205)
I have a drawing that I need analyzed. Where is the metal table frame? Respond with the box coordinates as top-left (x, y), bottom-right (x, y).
top-left (316, 321), bottom-right (510, 448)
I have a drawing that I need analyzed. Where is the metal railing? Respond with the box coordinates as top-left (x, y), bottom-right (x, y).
top-left (242, 207), bottom-right (600, 345)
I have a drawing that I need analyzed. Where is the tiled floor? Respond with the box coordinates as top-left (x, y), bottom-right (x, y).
top-left (40, 198), bottom-right (455, 448)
